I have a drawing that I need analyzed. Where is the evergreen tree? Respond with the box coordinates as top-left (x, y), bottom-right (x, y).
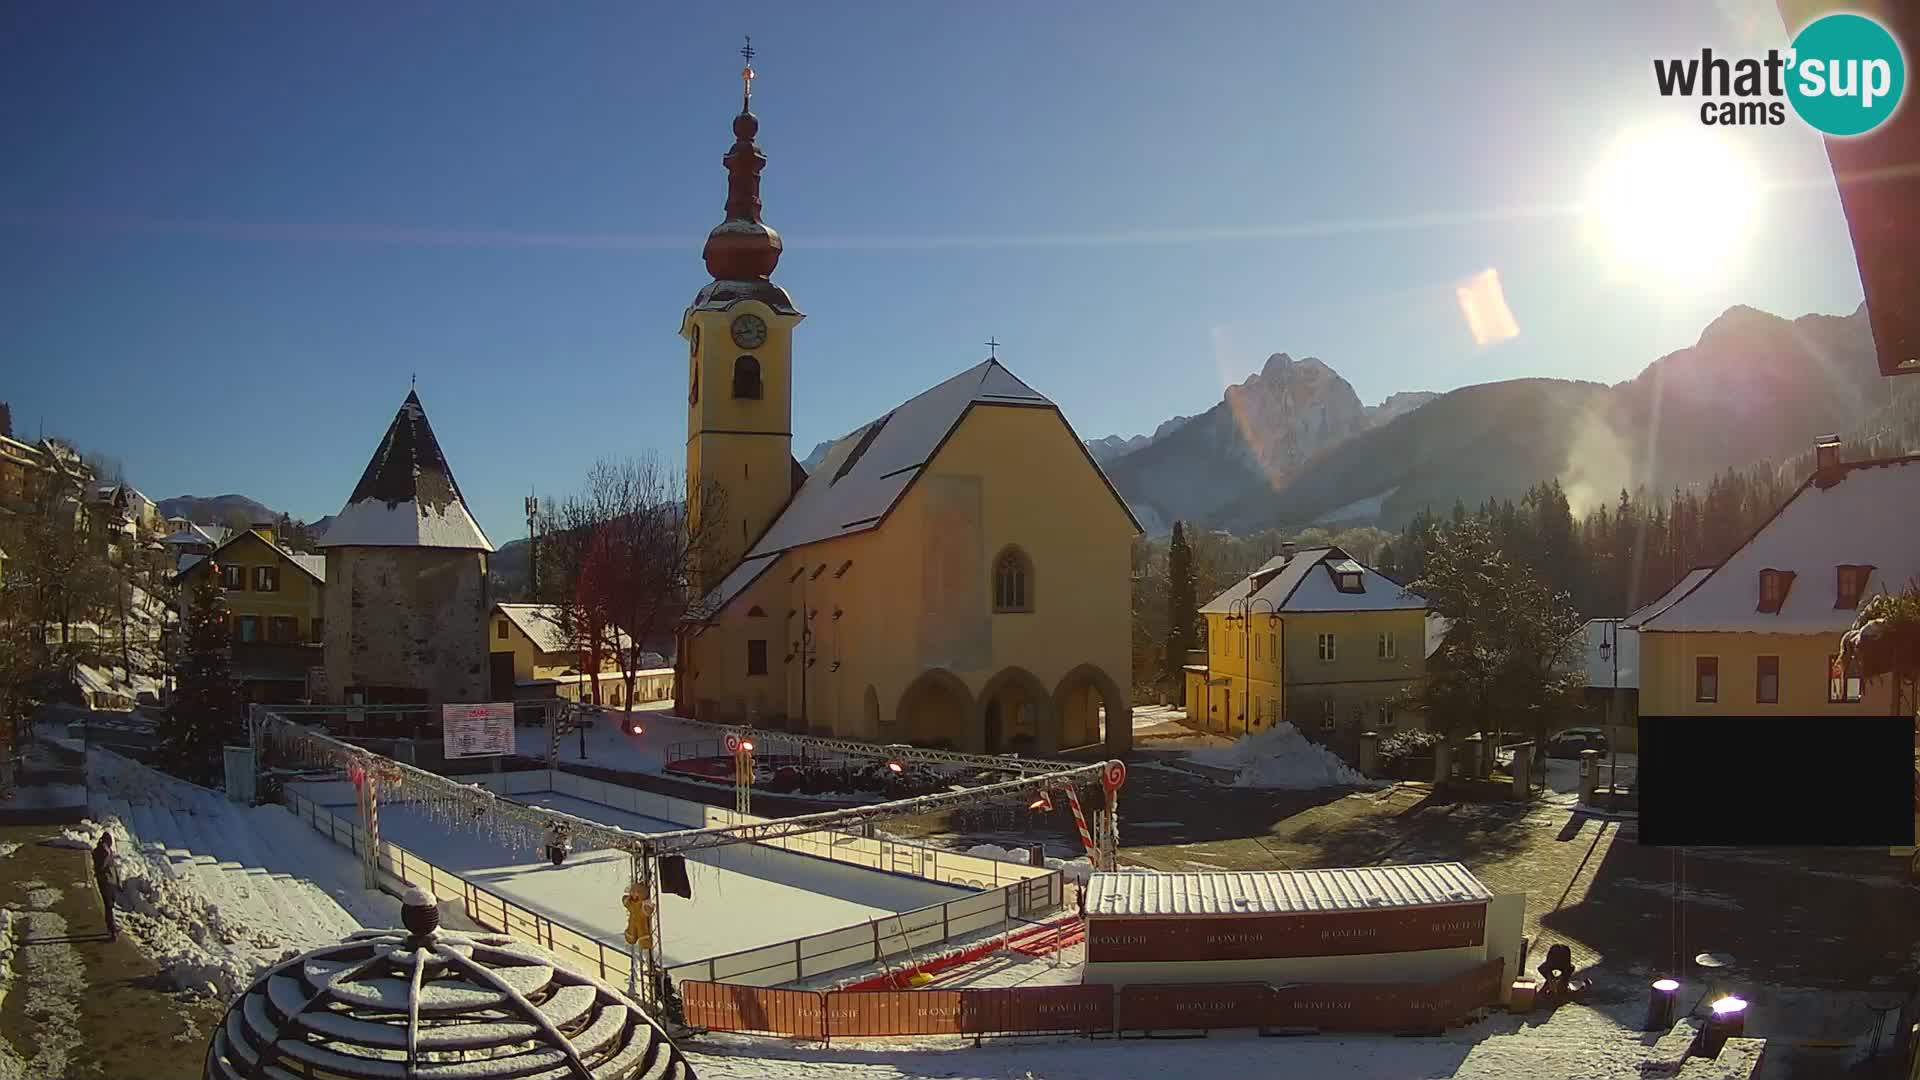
top-left (1164, 522), bottom-right (1197, 685)
top-left (165, 561), bottom-right (239, 783)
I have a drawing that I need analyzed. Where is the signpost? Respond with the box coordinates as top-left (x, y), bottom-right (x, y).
top-left (442, 703), bottom-right (514, 760)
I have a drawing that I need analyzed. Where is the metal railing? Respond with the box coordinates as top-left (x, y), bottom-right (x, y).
top-left (280, 778), bottom-right (1062, 989)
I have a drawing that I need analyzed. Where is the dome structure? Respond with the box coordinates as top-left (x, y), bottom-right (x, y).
top-left (205, 891), bottom-right (691, 1079)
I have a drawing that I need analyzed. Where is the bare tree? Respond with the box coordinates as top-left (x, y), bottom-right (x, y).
top-left (539, 457), bottom-right (727, 712)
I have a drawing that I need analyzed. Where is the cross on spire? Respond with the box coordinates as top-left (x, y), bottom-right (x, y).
top-left (740, 35), bottom-right (756, 108)
top-left (985, 337), bottom-right (1001, 359)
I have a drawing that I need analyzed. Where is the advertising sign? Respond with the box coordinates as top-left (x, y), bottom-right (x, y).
top-left (442, 703), bottom-right (514, 759)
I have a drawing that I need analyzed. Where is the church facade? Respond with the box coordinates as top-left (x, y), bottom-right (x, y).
top-left (675, 64), bottom-right (1138, 755)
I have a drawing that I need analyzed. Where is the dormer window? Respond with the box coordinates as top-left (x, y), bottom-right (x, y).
top-left (1755, 569), bottom-right (1795, 614)
top-left (1338, 572), bottom-right (1363, 593)
top-left (1327, 558), bottom-right (1366, 594)
top-left (1835, 564), bottom-right (1874, 609)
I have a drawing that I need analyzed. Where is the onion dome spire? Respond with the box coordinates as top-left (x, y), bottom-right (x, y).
top-left (702, 36), bottom-right (784, 282)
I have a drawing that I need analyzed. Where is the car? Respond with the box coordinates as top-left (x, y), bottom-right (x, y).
top-left (1545, 727), bottom-right (1609, 759)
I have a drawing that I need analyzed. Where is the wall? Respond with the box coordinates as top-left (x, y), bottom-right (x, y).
top-left (1638, 630), bottom-right (1892, 716)
top-left (1080, 946), bottom-right (1488, 987)
top-left (686, 402), bottom-right (1136, 754)
top-left (324, 546), bottom-right (490, 704)
top-left (180, 531), bottom-right (324, 642)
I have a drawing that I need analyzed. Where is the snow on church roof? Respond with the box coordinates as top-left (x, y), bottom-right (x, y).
top-left (318, 391), bottom-right (493, 552)
top-left (702, 358), bottom-right (1137, 613)
top-left (1637, 455), bottom-right (1920, 634)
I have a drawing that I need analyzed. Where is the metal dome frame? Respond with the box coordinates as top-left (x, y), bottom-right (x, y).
top-left (205, 926), bottom-right (691, 1080)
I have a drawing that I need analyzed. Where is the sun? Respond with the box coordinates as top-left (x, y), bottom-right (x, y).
top-left (1583, 123), bottom-right (1764, 286)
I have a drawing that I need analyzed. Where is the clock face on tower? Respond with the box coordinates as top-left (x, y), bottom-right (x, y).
top-left (730, 314), bottom-right (768, 350)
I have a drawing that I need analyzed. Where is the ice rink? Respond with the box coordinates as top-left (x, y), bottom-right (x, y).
top-left (337, 792), bottom-right (972, 966)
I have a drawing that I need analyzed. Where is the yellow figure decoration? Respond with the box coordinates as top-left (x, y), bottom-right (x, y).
top-left (623, 882), bottom-right (654, 948)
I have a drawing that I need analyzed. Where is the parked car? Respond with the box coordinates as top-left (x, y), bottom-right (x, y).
top-left (1545, 727), bottom-right (1609, 759)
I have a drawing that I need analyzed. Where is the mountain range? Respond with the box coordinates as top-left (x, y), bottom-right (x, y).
top-left (1094, 303), bottom-right (1890, 535)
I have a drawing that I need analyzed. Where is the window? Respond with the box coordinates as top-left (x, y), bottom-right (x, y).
top-left (1755, 655), bottom-right (1779, 704)
top-left (1756, 569), bottom-right (1795, 614)
top-left (1252, 695), bottom-right (1262, 728)
top-left (1828, 653), bottom-right (1863, 703)
top-left (1835, 564), bottom-right (1874, 609)
top-left (1321, 699), bottom-right (1336, 730)
top-left (268, 616), bottom-right (299, 643)
top-left (732, 355), bottom-right (762, 399)
top-left (994, 547), bottom-right (1033, 612)
top-left (1317, 633), bottom-right (1336, 662)
top-left (237, 615), bottom-right (260, 643)
top-left (1268, 632), bottom-right (1277, 661)
top-left (747, 639), bottom-right (768, 677)
top-left (1377, 632), bottom-right (1396, 660)
top-left (1337, 572), bottom-right (1364, 593)
top-left (312, 618), bottom-right (325, 641)
top-left (254, 565), bottom-right (280, 592)
top-left (222, 563), bottom-right (246, 590)
top-left (1351, 703), bottom-right (1366, 724)
top-left (1694, 656), bottom-right (1718, 703)
top-left (497, 619), bottom-right (509, 640)
top-left (1253, 636), bottom-right (1262, 661)
top-left (1377, 701), bottom-right (1394, 727)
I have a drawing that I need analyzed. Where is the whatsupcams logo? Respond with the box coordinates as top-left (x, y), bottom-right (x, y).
top-left (1653, 12), bottom-right (1905, 136)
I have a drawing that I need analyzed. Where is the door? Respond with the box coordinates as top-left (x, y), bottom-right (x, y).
top-left (985, 701), bottom-right (1002, 753)
top-left (490, 652), bottom-right (516, 702)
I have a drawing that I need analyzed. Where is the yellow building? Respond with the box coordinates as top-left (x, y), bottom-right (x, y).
top-left (488, 603), bottom-right (672, 708)
top-left (1187, 545), bottom-right (1429, 759)
top-left (1634, 449), bottom-right (1918, 718)
top-left (174, 521), bottom-right (327, 702)
top-left (675, 74), bottom-right (1140, 754)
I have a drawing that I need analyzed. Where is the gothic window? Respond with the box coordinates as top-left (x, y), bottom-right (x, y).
top-left (993, 546), bottom-right (1034, 613)
top-left (732, 355), bottom-right (762, 399)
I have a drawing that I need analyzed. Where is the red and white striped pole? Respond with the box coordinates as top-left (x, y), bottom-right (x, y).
top-left (1064, 785), bottom-right (1100, 869)
top-left (364, 768), bottom-right (382, 890)
top-left (1100, 760), bottom-right (1127, 871)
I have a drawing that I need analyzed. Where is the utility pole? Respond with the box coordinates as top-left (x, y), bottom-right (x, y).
top-left (525, 494), bottom-right (540, 600)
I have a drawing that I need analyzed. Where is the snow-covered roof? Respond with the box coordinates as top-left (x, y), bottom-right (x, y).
top-left (1621, 567), bottom-right (1713, 629)
top-left (318, 390), bottom-right (493, 552)
top-left (289, 554), bottom-right (327, 582)
top-left (1087, 863), bottom-right (1490, 918)
top-left (161, 523), bottom-right (219, 547)
top-left (1199, 546), bottom-right (1426, 615)
top-left (1570, 619), bottom-right (1638, 689)
top-left (701, 358), bottom-right (1140, 613)
top-left (496, 604), bottom-right (636, 656)
top-left (1637, 455), bottom-right (1920, 634)
top-left (173, 531), bottom-right (325, 584)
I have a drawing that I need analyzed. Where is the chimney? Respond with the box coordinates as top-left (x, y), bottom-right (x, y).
top-left (1813, 434), bottom-right (1843, 487)
top-left (250, 518), bottom-right (276, 547)
top-left (1281, 541), bottom-right (1296, 560)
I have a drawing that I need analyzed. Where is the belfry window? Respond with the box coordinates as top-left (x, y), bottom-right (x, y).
top-left (994, 547), bottom-right (1034, 613)
top-left (732, 356), bottom-right (762, 399)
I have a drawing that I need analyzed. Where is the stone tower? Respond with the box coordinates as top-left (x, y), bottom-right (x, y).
top-left (318, 390), bottom-right (494, 707)
top-left (680, 47), bottom-right (805, 591)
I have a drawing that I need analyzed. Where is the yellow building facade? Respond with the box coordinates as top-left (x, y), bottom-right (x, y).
top-left (176, 524), bottom-right (326, 646)
top-left (1187, 547), bottom-right (1429, 760)
top-left (1634, 452), bottom-right (1918, 719)
top-left (675, 78), bottom-right (1138, 755)
top-left (489, 603), bottom-right (672, 708)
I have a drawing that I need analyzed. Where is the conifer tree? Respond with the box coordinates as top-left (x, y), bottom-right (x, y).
top-left (165, 561), bottom-right (239, 782)
top-left (1164, 522), bottom-right (1196, 685)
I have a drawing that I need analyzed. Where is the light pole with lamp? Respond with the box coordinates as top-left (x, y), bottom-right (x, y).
top-left (1226, 597), bottom-right (1277, 737)
top-left (1597, 619), bottom-right (1620, 798)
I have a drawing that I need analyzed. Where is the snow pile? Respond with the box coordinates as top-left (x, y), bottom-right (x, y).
top-left (1186, 723), bottom-right (1380, 790)
top-left (0, 906), bottom-right (15, 1010)
top-left (43, 827), bottom-right (96, 850)
top-left (0, 842), bottom-right (19, 860)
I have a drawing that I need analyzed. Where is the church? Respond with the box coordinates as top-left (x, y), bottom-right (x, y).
top-left (674, 54), bottom-right (1139, 756)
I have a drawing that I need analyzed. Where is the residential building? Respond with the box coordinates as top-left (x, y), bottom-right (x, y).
top-left (1187, 545), bottom-right (1429, 760)
top-left (1563, 567), bottom-right (1712, 752)
top-left (1635, 445), bottom-right (1919, 718)
top-left (488, 603), bottom-right (673, 708)
top-left (174, 519), bottom-right (327, 703)
top-left (0, 435), bottom-right (53, 509)
top-left (319, 391), bottom-right (494, 709)
top-left (163, 522), bottom-right (227, 561)
top-left (675, 75), bottom-right (1138, 754)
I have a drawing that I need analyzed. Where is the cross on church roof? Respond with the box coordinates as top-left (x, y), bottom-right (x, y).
top-left (740, 35), bottom-right (756, 106)
top-left (985, 337), bottom-right (1000, 359)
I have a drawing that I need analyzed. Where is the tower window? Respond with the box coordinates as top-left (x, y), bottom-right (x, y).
top-left (993, 546), bottom-right (1034, 613)
top-left (732, 356), bottom-right (762, 399)
top-left (689, 360), bottom-right (699, 405)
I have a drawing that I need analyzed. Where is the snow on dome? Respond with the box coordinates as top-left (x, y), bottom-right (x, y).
top-left (204, 928), bottom-right (691, 1079)
top-left (318, 390), bottom-right (493, 552)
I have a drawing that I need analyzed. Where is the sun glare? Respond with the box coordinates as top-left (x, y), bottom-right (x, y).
top-left (1584, 124), bottom-right (1763, 287)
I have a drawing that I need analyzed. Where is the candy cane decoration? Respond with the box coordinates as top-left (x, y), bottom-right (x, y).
top-left (1064, 785), bottom-right (1100, 869)
top-left (1100, 760), bottom-right (1126, 870)
top-left (364, 767), bottom-right (382, 889)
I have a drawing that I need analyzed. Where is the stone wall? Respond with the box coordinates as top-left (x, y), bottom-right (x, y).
top-left (322, 547), bottom-right (490, 704)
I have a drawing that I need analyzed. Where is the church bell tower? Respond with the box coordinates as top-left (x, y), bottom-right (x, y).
top-left (681, 38), bottom-right (804, 591)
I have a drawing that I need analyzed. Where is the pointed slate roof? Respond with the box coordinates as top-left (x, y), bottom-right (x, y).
top-left (699, 358), bottom-right (1141, 614)
top-left (317, 391), bottom-right (494, 551)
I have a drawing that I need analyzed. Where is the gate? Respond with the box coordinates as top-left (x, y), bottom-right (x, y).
top-left (222, 745), bottom-right (256, 805)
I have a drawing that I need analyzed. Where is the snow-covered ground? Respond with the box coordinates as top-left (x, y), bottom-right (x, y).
top-left (514, 702), bottom-right (678, 772)
top-left (351, 791), bottom-right (972, 967)
top-left (74, 748), bottom-right (418, 998)
top-left (1184, 723), bottom-right (1382, 789)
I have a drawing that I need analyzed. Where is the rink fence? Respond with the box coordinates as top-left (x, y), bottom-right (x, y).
top-left (279, 772), bottom-right (1063, 989)
top-left (680, 958), bottom-right (1505, 1040)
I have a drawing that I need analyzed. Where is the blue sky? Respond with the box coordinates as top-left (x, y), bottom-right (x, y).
top-left (0, 2), bottom-right (1870, 542)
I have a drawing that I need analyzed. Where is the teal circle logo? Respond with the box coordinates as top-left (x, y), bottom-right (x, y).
top-left (1786, 13), bottom-right (1905, 136)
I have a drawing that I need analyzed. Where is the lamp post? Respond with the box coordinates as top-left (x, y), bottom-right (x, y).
top-left (1226, 597), bottom-right (1277, 737)
top-left (1597, 619), bottom-right (1620, 797)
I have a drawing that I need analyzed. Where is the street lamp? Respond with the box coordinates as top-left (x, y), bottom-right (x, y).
top-left (1225, 597), bottom-right (1278, 738)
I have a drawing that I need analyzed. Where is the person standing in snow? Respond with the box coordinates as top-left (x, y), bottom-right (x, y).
top-left (92, 830), bottom-right (120, 941)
